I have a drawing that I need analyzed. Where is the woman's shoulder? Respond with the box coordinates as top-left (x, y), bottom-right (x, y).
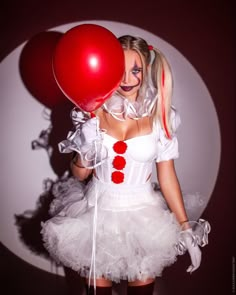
top-left (152, 107), bottom-right (181, 136)
top-left (169, 107), bottom-right (181, 132)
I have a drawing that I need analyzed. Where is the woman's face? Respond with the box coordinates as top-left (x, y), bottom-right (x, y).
top-left (117, 50), bottom-right (143, 101)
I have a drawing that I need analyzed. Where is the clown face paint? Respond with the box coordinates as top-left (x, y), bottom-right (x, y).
top-left (118, 50), bottom-right (143, 101)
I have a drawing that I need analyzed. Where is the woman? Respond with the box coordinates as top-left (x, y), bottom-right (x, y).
top-left (42, 35), bottom-right (210, 295)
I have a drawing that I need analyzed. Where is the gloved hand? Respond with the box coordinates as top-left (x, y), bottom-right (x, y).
top-left (75, 116), bottom-right (104, 167)
top-left (79, 117), bottom-right (100, 151)
top-left (175, 219), bottom-right (210, 274)
top-left (58, 109), bottom-right (107, 168)
top-left (182, 229), bottom-right (202, 273)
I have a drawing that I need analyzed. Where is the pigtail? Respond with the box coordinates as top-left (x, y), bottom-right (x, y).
top-left (151, 48), bottom-right (173, 139)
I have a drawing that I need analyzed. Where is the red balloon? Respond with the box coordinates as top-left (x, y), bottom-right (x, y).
top-left (19, 31), bottom-right (68, 109)
top-left (53, 24), bottom-right (125, 112)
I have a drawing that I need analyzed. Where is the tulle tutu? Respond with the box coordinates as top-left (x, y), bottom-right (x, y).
top-left (41, 176), bottom-right (182, 282)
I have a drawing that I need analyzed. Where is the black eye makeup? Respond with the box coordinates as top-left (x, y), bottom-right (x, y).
top-left (132, 62), bottom-right (143, 76)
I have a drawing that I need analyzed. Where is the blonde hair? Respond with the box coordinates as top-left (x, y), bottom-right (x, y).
top-left (118, 35), bottom-right (173, 138)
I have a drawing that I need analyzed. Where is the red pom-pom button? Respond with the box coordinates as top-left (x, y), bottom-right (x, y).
top-left (112, 156), bottom-right (126, 170)
top-left (111, 171), bottom-right (124, 184)
top-left (113, 141), bottom-right (127, 154)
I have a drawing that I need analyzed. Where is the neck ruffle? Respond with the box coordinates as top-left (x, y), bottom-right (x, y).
top-left (103, 89), bottom-right (157, 121)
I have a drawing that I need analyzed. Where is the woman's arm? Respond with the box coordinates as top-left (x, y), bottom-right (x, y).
top-left (156, 159), bottom-right (188, 226)
top-left (157, 159), bottom-right (205, 273)
top-left (70, 153), bottom-right (93, 181)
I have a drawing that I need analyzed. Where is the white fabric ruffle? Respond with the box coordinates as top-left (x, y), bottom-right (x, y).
top-left (102, 89), bottom-right (157, 121)
top-left (58, 108), bottom-right (108, 168)
top-left (41, 176), bottom-right (181, 282)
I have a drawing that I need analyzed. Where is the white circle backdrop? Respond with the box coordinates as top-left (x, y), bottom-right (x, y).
top-left (0, 20), bottom-right (220, 275)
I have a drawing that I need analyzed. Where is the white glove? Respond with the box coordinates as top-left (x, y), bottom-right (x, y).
top-left (79, 117), bottom-right (100, 151)
top-left (182, 229), bottom-right (202, 273)
top-left (58, 110), bottom-right (108, 168)
top-left (175, 219), bottom-right (210, 274)
top-left (75, 116), bottom-right (105, 167)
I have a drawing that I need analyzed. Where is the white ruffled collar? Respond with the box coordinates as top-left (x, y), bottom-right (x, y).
top-left (102, 88), bottom-right (158, 121)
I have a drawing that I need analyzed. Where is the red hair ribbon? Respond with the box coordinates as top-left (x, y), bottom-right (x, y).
top-left (148, 45), bottom-right (153, 51)
top-left (162, 68), bottom-right (165, 87)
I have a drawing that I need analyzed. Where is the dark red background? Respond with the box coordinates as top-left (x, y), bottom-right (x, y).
top-left (1, 1), bottom-right (235, 294)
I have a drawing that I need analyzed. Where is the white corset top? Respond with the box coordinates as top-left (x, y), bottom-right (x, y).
top-left (95, 109), bottom-right (181, 185)
top-left (95, 133), bottom-right (157, 185)
top-left (58, 107), bottom-right (180, 184)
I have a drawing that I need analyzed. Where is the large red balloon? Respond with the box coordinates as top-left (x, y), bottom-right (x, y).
top-left (19, 31), bottom-right (68, 109)
top-left (53, 24), bottom-right (125, 112)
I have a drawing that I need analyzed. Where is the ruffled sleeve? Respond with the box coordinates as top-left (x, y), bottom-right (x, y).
top-left (155, 108), bottom-right (181, 162)
top-left (58, 108), bottom-right (108, 168)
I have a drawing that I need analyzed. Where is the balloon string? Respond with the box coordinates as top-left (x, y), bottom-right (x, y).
top-left (88, 138), bottom-right (100, 294)
top-left (88, 185), bottom-right (97, 292)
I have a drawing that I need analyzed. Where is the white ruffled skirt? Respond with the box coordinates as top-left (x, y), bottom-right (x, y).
top-left (41, 176), bottom-right (181, 282)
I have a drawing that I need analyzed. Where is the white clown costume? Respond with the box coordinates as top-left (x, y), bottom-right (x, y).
top-left (41, 96), bottom-right (210, 284)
